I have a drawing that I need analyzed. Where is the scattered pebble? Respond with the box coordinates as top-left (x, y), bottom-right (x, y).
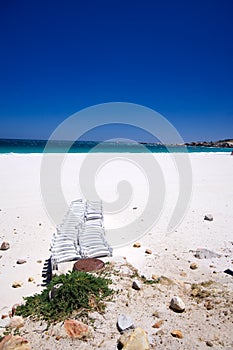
top-left (190, 262), bottom-right (198, 270)
top-left (36, 259), bottom-right (42, 263)
top-left (12, 281), bottom-right (23, 288)
top-left (0, 335), bottom-right (30, 349)
top-left (38, 223), bottom-right (42, 226)
top-left (194, 248), bottom-right (221, 259)
top-left (28, 277), bottom-right (34, 282)
top-left (1, 314), bottom-right (8, 319)
top-left (180, 272), bottom-right (187, 277)
top-left (16, 259), bottom-right (27, 265)
top-left (152, 320), bottom-right (163, 328)
top-left (133, 207), bottom-right (137, 210)
top-left (133, 242), bottom-right (141, 248)
top-left (171, 330), bottom-right (183, 339)
top-left (206, 340), bottom-right (214, 347)
top-left (0, 241), bottom-right (10, 250)
top-left (117, 314), bottom-right (134, 332)
top-left (118, 327), bottom-right (150, 350)
top-left (132, 280), bottom-right (141, 290)
top-left (170, 296), bottom-right (185, 312)
top-left (152, 274), bottom-right (159, 280)
top-left (145, 248), bottom-right (152, 254)
top-left (204, 214), bottom-right (213, 221)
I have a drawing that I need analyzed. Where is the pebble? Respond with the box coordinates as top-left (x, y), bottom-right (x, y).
top-left (206, 340), bottom-right (214, 347)
top-left (152, 274), bottom-right (159, 280)
top-left (194, 248), bottom-right (220, 259)
top-left (117, 314), bottom-right (134, 332)
top-left (204, 214), bottom-right (213, 221)
top-left (132, 280), bottom-right (141, 290)
top-left (64, 319), bottom-right (89, 339)
top-left (190, 262), bottom-right (198, 270)
top-left (145, 249), bottom-right (152, 254)
top-left (180, 272), bottom-right (187, 277)
top-left (12, 281), bottom-right (23, 288)
top-left (171, 330), bottom-right (183, 339)
top-left (0, 241), bottom-right (10, 250)
top-left (28, 277), bottom-right (34, 282)
top-left (7, 316), bottom-right (24, 329)
top-left (133, 242), bottom-right (141, 248)
top-left (170, 296), bottom-right (185, 312)
top-left (36, 260), bottom-right (42, 263)
top-left (152, 320), bottom-right (163, 328)
top-left (118, 327), bottom-right (150, 350)
top-left (16, 259), bottom-right (27, 265)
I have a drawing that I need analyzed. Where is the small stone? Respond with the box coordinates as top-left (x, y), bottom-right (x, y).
top-left (133, 207), bottom-right (137, 210)
top-left (28, 277), bottom-right (34, 282)
top-left (206, 340), bottom-right (214, 347)
top-left (204, 214), bottom-right (213, 221)
top-left (117, 314), bottom-right (134, 332)
top-left (12, 304), bottom-right (20, 316)
top-left (171, 330), bottom-right (183, 339)
top-left (132, 280), bottom-right (141, 290)
top-left (152, 311), bottom-right (159, 317)
top-left (119, 327), bottom-right (150, 350)
top-left (190, 262), bottom-right (198, 270)
top-left (170, 296), bottom-right (185, 312)
top-left (38, 223), bottom-right (42, 226)
top-left (152, 274), bottom-right (159, 280)
top-left (0, 242), bottom-right (10, 250)
top-left (145, 249), bottom-right (152, 254)
top-left (1, 314), bottom-right (8, 319)
top-left (180, 272), bottom-right (187, 277)
top-left (36, 260), bottom-right (42, 263)
top-left (12, 281), bottom-right (23, 288)
top-left (64, 319), bottom-right (89, 339)
top-left (204, 301), bottom-right (213, 310)
top-left (133, 242), bottom-right (141, 248)
top-left (16, 259), bottom-right (27, 265)
top-left (7, 316), bottom-right (24, 329)
top-left (0, 335), bottom-right (30, 350)
top-left (152, 320), bottom-right (163, 328)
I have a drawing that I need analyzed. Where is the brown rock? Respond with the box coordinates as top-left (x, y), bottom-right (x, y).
top-left (152, 320), bottom-right (164, 328)
top-left (16, 259), bottom-right (27, 265)
top-left (0, 335), bottom-right (30, 350)
top-left (11, 304), bottom-right (20, 317)
top-left (73, 258), bottom-right (104, 272)
top-left (28, 277), bottom-right (34, 282)
top-left (133, 242), bottom-right (141, 248)
top-left (119, 327), bottom-right (150, 350)
top-left (0, 242), bottom-right (10, 251)
top-left (206, 340), bottom-right (214, 347)
top-left (64, 319), bottom-right (89, 339)
top-left (180, 272), bottom-right (187, 277)
top-left (190, 262), bottom-right (198, 270)
top-left (145, 249), bottom-right (152, 254)
top-left (171, 330), bottom-right (183, 339)
top-left (12, 281), bottom-right (23, 288)
top-left (204, 300), bottom-right (213, 310)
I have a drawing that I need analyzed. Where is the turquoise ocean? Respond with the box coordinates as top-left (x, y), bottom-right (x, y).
top-left (0, 139), bottom-right (233, 154)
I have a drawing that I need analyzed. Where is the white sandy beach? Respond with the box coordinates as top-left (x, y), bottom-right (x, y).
top-left (0, 152), bottom-right (232, 349)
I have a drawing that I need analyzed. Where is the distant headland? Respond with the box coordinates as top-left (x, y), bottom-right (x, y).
top-left (184, 138), bottom-right (233, 148)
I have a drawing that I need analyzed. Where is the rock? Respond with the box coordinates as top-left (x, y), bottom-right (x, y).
top-left (119, 327), bottom-right (150, 350)
top-left (180, 272), bottom-right (187, 277)
top-left (171, 330), bottom-right (183, 339)
top-left (206, 340), bottom-right (214, 347)
top-left (0, 335), bottom-right (30, 350)
top-left (12, 281), bottom-right (23, 288)
top-left (194, 248), bottom-right (221, 259)
top-left (28, 277), bottom-right (34, 282)
top-left (133, 242), bottom-right (141, 248)
top-left (7, 316), bottom-right (24, 329)
top-left (132, 280), bottom-right (141, 290)
top-left (170, 296), bottom-right (185, 312)
top-left (117, 314), bottom-right (134, 332)
top-left (16, 259), bottom-right (27, 265)
top-left (204, 300), bottom-right (213, 310)
top-left (133, 207), bottom-right (137, 210)
top-left (36, 260), bottom-right (42, 263)
top-left (0, 242), bottom-right (10, 251)
top-left (64, 319), bottom-right (89, 339)
top-left (152, 320), bottom-right (163, 328)
top-left (152, 274), bottom-right (159, 280)
top-left (204, 214), bottom-right (213, 221)
top-left (11, 304), bottom-right (20, 317)
top-left (48, 283), bottom-right (63, 300)
top-left (145, 248), bottom-right (152, 254)
top-left (190, 262), bottom-right (198, 270)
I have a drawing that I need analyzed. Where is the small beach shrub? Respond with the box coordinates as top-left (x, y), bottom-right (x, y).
top-left (16, 270), bottom-right (113, 322)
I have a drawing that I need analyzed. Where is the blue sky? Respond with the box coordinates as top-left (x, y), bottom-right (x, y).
top-left (0, 0), bottom-right (232, 142)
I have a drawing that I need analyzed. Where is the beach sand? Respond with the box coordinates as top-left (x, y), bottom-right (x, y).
top-left (0, 153), bottom-right (232, 349)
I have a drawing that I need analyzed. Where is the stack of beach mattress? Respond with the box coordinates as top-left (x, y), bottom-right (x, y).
top-left (50, 199), bottom-right (112, 269)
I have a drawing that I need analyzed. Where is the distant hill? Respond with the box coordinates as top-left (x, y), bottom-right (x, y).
top-left (185, 139), bottom-right (233, 148)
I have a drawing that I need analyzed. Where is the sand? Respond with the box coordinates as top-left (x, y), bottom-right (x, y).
top-left (0, 153), bottom-right (232, 349)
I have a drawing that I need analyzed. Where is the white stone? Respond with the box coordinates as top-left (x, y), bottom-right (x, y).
top-left (170, 296), bottom-right (185, 312)
top-left (117, 314), bottom-right (134, 332)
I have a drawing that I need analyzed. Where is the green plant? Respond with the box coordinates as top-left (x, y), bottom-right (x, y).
top-left (16, 270), bottom-right (113, 323)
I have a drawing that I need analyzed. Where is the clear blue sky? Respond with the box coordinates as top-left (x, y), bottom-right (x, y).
top-left (0, 0), bottom-right (232, 142)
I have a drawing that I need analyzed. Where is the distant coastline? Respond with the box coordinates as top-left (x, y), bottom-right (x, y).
top-left (184, 138), bottom-right (233, 148)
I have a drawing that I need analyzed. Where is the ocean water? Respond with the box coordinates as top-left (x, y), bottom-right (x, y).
top-left (0, 139), bottom-right (233, 154)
